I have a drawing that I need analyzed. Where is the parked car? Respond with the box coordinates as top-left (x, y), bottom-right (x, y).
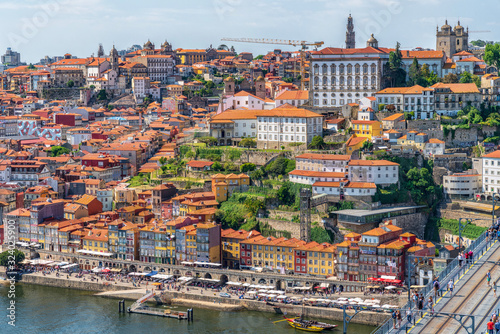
top-left (219, 292), bottom-right (231, 298)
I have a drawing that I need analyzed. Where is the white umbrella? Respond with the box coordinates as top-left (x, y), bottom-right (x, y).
top-left (385, 285), bottom-right (397, 290)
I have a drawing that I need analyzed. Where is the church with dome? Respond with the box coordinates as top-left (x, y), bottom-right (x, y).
top-left (436, 20), bottom-right (469, 57)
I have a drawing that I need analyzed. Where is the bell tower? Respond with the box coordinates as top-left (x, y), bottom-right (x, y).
top-left (345, 14), bottom-right (355, 49)
top-left (110, 45), bottom-right (119, 71)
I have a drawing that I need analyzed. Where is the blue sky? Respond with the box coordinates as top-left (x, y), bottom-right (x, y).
top-left (1, 0), bottom-right (498, 63)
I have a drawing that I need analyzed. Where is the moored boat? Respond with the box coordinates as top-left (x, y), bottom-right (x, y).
top-left (285, 318), bottom-right (324, 332)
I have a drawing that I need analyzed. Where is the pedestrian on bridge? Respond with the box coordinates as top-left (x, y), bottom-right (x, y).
top-left (494, 280), bottom-right (497, 298)
top-left (487, 319), bottom-right (495, 334)
top-left (418, 296), bottom-right (424, 318)
top-left (433, 279), bottom-right (441, 298)
top-left (494, 318), bottom-right (500, 333)
top-left (447, 280), bottom-right (454, 297)
top-left (488, 271), bottom-right (492, 286)
top-left (406, 308), bottom-right (412, 324)
top-left (428, 296), bottom-right (434, 315)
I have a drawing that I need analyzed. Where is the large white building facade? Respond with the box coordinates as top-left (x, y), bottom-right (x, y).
top-left (309, 35), bottom-right (389, 108)
top-left (482, 151), bottom-right (500, 194)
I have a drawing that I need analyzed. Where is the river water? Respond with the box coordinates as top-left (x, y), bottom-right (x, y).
top-left (0, 283), bottom-right (376, 333)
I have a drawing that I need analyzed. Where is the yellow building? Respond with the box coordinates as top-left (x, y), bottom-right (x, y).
top-left (221, 229), bottom-right (261, 269)
top-left (211, 173), bottom-right (250, 202)
top-left (396, 130), bottom-right (427, 150)
top-left (345, 135), bottom-right (367, 154)
top-left (351, 120), bottom-right (383, 139)
top-left (185, 227), bottom-right (197, 262)
top-left (180, 199), bottom-right (219, 216)
top-left (305, 243), bottom-right (336, 277)
top-left (82, 229), bottom-right (109, 253)
top-left (243, 236), bottom-right (306, 271)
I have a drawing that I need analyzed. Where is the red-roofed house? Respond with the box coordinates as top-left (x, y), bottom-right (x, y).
top-left (186, 160), bottom-right (213, 171)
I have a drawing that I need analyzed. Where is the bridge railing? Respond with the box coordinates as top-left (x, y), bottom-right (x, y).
top-left (371, 230), bottom-right (491, 334)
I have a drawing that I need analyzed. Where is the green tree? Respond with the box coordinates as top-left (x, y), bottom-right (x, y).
top-left (362, 141), bottom-right (374, 151)
top-left (205, 81), bottom-right (215, 89)
top-left (50, 146), bottom-right (70, 157)
top-left (239, 138), bottom-right (257, 148)
top-left (0, 249), bottom-right (25, 267)
top-left (212, 161), bottom-right (223, 171)
top-left (408, 57), bottom-right (421, 86)
top-left (27, 63), bottom-right (36, 70)
top-left (472, 74), bottom-right (481, 88)
top-left (386, 42), bottom-right (407, 87)
top-left (249, 168), bottom-right (264, 180)
top-left (459, 71), bottom-right (473, 83)
top-left (67, 80), bottom-right (75, 88)
top-left (442, 73), bottom-right (459, 83)
top-left (420, 64), bottom-right (439, 87)
top-left (254, 55), bottom-right (264, 60)
top-left (308, 136), bottom-right (326, 149)
top-left (244, 197), bottom-right (265, 216)
top-left (97, 89), bottom-right (107, 100)
top-left (240, 163), bottom-right (256, 173)
top-left (198, 136), bottom-right (217, 147)
top-left (310, 227), bottom-right (333, 244)
top-left (457, 110), bottom-right (465, 117)
top-left (484, 43), bottom-right (500, 72)
top-left (471, 40), bottom-right (487, 47)
top-left (277, 182), bottom-right (295, 206)
top-left (224, 161), bottom-right (238, 171)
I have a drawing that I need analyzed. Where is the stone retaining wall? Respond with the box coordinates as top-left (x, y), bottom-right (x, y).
top-left (21, 274), bottom-right (136, 292)
top-left (161, 291), bottom-right (390, 325)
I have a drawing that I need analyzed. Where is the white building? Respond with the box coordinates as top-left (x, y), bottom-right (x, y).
top-left (209, 110), bottom-right (258, 146)
top-left (347, 160), bottom-right (399, 186)
top-left (443, 171), bottom-right (482, 199)
top-left (295, 153), bottom-right (351, 173)
top-left (375, 85), bottom-right (435, 120)
top-left (432, 82), bottom-right (481, 117)
top-left (97, 188), bottom-right (113, 212)
top-left (218, 91), bottom-right (271, 113)
top-left (312, 181), bottom-right (377, 197)
top-left (289, 170), bottom-right (346, 185)
top-left (274, 90), bottom-right (309, 108)
top-left (423, 138), bottom-right (445, 157)
top-left (482, 151), bottom-right (500, 194)
top-left (132, 76), bottom-right (151, 99)
top-left (68, 128), bottom-right (92, 146)
top-left (400, 50), bottom-right (445, 78)
top-left (256, 107), bottom-right (323, 149)
top-left (309, 35), bottom-right (389, 108)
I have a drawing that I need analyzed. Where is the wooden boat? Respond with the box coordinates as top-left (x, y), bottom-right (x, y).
top-left (285, 318), bottom-right (324, 332)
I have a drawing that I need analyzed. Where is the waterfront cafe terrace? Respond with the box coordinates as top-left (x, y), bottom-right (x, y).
top-left (367, 275), bottom-right (403, 285)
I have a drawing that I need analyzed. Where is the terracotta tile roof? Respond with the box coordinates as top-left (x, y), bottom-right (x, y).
top-left (483, 150), bottom-right (500, 158)
top-left (382, 113), bottom-right (404, 121)
top-left (75, 194), bottom-right (98, 206)
top-left (427, 138), bottom-right (444, 144)
top-left (314, 46), bottom-right (389, 55)
top-left (275, 90), bottom-right (309, 100)
top-left (295, 153), bottom-right (351, 161)
top-left (348, 159), bottom-right (399, 166)
top-left (431, 82), bottom-right (479, 94)
top-left (346, 135), bottom-right (367, 147)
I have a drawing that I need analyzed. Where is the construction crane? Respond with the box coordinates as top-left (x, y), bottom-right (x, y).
top-left (221, 37), bottom-right (324, 90)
